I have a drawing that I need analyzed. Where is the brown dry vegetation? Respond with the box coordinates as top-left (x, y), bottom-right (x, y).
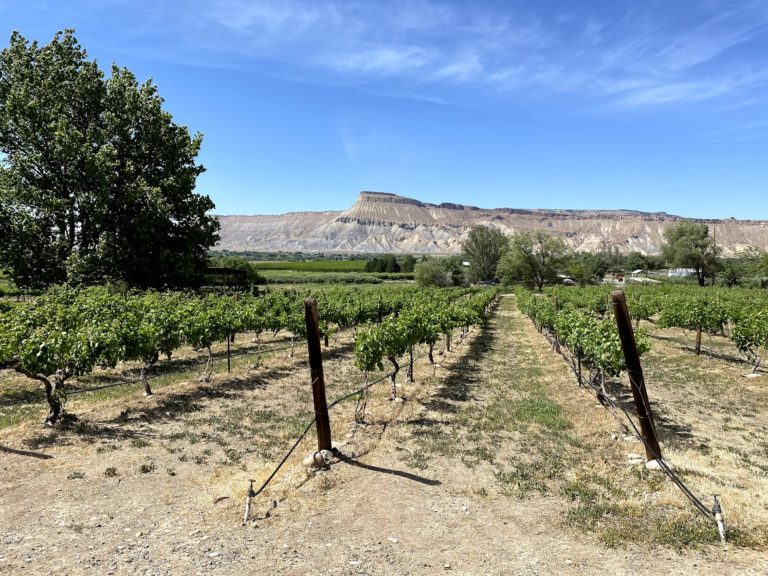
top-left (1, 295), bottom-right (767, 575)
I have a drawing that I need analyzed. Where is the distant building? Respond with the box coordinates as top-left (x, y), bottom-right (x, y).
top-left (667, 268), bottom-right (696, 277)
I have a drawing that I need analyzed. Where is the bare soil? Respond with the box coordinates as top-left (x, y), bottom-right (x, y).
top-left (1, 296), bottom-right (766, 575)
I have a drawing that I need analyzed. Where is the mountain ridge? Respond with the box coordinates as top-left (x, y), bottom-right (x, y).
top-left (214, 191), bottom-right (768, 256)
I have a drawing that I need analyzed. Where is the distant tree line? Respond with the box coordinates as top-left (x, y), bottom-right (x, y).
top-left (364, 254), bottom-right (417, 273)
top-left (414, 223), bottom-right (768, 289)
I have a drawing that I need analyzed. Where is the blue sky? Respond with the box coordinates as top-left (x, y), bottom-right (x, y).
top-left (2, 0), bottom-right (767, 219)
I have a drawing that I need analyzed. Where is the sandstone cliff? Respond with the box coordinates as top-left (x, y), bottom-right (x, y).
top-left (215, 191), bottom-right (768, 256)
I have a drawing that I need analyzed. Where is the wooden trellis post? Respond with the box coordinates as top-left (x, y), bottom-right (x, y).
top-left (304, 298), bottom-right (332, 451)
top-left (611, 290), bottom-right (662, 461)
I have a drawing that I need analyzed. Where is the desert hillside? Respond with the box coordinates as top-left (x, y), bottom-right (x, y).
top-left (215, 191), bottom-right (768, 255)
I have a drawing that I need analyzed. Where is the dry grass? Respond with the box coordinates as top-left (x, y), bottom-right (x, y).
top-left (515, 305), bottom-right (768, 549)
top-left (2, 294), bottom-right (766, 560)
top-left (410, 295), bottom-right (767, 550)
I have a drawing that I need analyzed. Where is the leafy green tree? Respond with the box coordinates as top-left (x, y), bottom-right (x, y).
top-left (498, 231), bottom-right (566, 290)
top-left (414, 257), bottom-right (453, 287)
top-left (382, 254), bottom-right (401, 273)
top-left (0, 30), bottom-right (219, 289)
top-left (365, 257), bottom-right (382, 273)
top-left (400, 254), bottom-right (417, 273)
top-left (624, 251), bottom-right (649, 272)
top-left (721, 264), bottom-right (742, 288)
top-left (461, 225), bottom-right (508, 282)
top-left (565, 252), bottom-right (609, 286)
top-left (660, 221), bottom-right (719, 287)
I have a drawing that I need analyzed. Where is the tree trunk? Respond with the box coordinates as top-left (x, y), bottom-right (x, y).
top-left (324, 333), bottom-right (329, 348)
top-left (445, 332), bottom-right (451, 352)
top-left (407, 346), bottom-right (414, 383)
top-left (428, 343), bottom-right (434, 365)
top-left (141, 351), bottom-right (159, 396)
top-left (388, 356), bottom-right (400, 400)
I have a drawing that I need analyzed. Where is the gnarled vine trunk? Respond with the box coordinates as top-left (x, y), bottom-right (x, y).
top-left (201, 347), bottom-right (214, 381)
top-left (140, 351), bottom-right (159, 396)
top-left (388, 356), bottom-right (400, 400)
top-left (12, 366), bottom-right (65, 426)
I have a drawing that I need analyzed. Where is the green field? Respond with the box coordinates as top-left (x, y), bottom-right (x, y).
top-left (250, 259), bottom-right (368, 273)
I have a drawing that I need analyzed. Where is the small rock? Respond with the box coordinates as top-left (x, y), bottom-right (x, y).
top-left (626, 453), bottom-right (643, 460)
top-left (645, 459), bottom-right (670, 471)
top-left (208, 551), bottom-right (220, 558)
top-left (135, 532), bottom-right (143, 537)
top-left (387, 537), bottom-right (399, 544)
top-left (349, 560), bottom-right (361, 566)
top-left (444, 563), bottom-right (451, 569)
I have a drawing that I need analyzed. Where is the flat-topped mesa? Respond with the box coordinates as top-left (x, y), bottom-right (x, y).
top-left (357, 191), bottom-right (425, 207)
top-left (214, 190), bottom-right (768, 255)
top-left (337, 191), bottom-right (447, 227)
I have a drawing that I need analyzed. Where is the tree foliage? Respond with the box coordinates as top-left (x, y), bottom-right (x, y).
top-left (414, 256), bottom-right (464, 288)
top-left (564, 252), bottom-right (609, 285)
top-left (498, 231), bottom-right (566, 290)
top-left (365, 255), bottom-right (404, 273)
top-left (461, 225), bottom-right (508, 282)
top-left (661, 221), bottom-right (719, 287)
top-left (0, 30), bottom-right (219, 289)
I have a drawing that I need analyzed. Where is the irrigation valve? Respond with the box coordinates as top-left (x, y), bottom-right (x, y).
top-left (712, 495), bottom-right (726, 544)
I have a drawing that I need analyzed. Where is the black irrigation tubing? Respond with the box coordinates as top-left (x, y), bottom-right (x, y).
top-left (251, 415), bottom-right (317, 499)
top-left (246, 344), bottom-right (443, 500)
top-left (547, 331), bottom-right (714, 519)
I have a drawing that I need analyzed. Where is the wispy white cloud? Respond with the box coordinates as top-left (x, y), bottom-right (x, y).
top-left (321, 46), bottom-right (433, 75)
top-left (99, 0), bottom-right (768, 111)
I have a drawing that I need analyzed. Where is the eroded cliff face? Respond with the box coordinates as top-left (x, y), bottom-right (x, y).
top-left (215, 191), bottom-right (768, 255)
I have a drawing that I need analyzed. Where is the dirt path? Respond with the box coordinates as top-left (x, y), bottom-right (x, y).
top-left (1, 296), bottom-right (766, 575)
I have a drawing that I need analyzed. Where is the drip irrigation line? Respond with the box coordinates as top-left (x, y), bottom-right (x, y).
top-left (246, 346), bottom-right (436, 499)
top-left (548, 331), bottom-right (714, 519)
top-left (251, 416), bottom-right (317, 499)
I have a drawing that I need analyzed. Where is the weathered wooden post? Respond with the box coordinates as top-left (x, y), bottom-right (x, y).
top-left (611, 290), bottom-right (662, 461)
top-left (304, 298), bottom-right (332, 451)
